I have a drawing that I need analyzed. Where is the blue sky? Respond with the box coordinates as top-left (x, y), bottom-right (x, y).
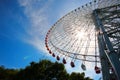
top-left (0, 0), bottom-right (101, 79)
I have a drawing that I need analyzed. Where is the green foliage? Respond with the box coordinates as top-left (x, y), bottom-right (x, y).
top-left (69, 72), bottom-right (84, 80)
top-left (0, 60), bottom-right (93, 80)
top-left (0, 65), bottom-right (18, 80)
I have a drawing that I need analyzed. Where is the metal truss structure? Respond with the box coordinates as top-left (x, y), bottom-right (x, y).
top-left (93, 4), bottom-right (120, 80)
top-left (45, 0), bottom-right (120, 79)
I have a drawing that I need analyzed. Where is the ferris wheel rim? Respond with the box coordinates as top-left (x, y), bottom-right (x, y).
top-left (45, 0), bottom-right (119, 66)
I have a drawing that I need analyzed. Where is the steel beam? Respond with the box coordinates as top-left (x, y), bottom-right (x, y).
top-left (93, 9), bottom-right (120, 80)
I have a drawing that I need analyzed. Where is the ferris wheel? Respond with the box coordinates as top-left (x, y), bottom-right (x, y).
top-left (45, 0), bottom-right (120, 80)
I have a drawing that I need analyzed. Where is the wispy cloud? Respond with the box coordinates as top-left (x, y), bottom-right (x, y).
top-left (18, 0), bottom-right (53, 54)
top-left (24, 37), bottom-right (48, 54)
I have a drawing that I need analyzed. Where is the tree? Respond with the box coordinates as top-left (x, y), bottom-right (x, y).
top-left (0, 60), bottom-right (93, 80)
top-left (69, 72), bottom-right (84, 80)
top-left (0, 65), bottom-right (18, 80)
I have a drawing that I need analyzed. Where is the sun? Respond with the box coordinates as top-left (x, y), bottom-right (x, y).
top-left (75, 30), bottom-right (85, 40)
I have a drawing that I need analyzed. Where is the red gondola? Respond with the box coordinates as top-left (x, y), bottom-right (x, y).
top-left (46, 34), bottom-right (48, 37)
top-left (46, 45), bottom-right (48, 49)
top-left (70, 62), bottom-right (75, 67)
top-left (47, 47), bottom-right (50, 51)
top-left (52, 53), bottom-right (55, 57)
top-left (63, 58), bottom-right (66, 64)
top-left (45, 42), bottom-right (47, 45)
top-left (56, 56), bottom-right (60, 61)
top-left (49, 50), bottom-right (52, 54)
top-left (47, 32), bottom-right (49, 35)
top-left (48, 30), bottom-right (50, 33)
top-left (45, 38), bottom-right (47, 42)
top-left (94, 66), bottom-right (101, 74)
